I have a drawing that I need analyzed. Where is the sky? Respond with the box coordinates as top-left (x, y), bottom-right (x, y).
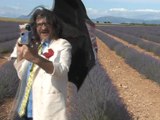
top-left (0, 0), bottom-right (160, 20)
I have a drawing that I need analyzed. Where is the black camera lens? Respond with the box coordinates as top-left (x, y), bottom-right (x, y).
top-left (25, 24), bottom-right (31, 31)
top-left (21, 33), bottom-right (24, 36)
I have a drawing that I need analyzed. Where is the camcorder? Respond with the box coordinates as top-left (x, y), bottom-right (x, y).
top-left (18, 24), bottom-right (35, 45)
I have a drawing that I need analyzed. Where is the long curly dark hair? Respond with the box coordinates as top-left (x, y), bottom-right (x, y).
top-left (29, 6), bottom-right (62, 41)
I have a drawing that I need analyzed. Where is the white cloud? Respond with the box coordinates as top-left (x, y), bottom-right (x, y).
top-left (101, 0), bottom-right (160, 3)
top-left (135, 9), bottom-right (160, 13)
top-left (109, 8), bottom-right (128, 12)
top-left (0, 6), bottom-right (30, 18)
top-left (87, 8), bottom-right (108, 19)
top-left (0, 4), bottom-right (51, 18)
top-left (87, 8), bottom-right (160, 20)
top-left (1, 5), bottom-right (160, 21)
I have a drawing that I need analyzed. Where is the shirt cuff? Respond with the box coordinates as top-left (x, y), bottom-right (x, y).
top-left (51, 62), bottom-right (57, 75)
top-left (51, 62), bottom-right (69, 77)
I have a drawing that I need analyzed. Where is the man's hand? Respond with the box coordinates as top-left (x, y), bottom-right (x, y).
top-left (21, 44), bottom-right (39, 63)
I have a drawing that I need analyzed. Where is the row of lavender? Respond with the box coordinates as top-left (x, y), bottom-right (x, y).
top-left (96, 29), bottom-right (160, 84)
top-left (97, 26), bottom-right (160, 57)
top-left (0, 21), bottom-right (20, 53)
top-left (97, 25), bottom-right (160, 44)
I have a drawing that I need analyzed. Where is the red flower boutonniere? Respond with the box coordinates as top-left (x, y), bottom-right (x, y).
top-left (43, 49), bottom-right (54, 59)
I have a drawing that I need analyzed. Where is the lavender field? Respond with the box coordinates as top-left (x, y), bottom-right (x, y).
top-left (97, 25), bottom-right (160, 44)
top-left (0, 19), bottom-right (19, 98)
top-left (96, 25), bottom-right (160, 85)
top-left (1, 20), bottom-right (160, 120)
top-left (0, 21), bottom-right (133, 120)
top-left (0, 20), bottom-right (20, 120)
top-left (0, 21), bottom-right (19, 53)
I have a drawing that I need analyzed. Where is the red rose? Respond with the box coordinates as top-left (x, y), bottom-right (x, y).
top-left (43, 49), bottom-right (54, 59)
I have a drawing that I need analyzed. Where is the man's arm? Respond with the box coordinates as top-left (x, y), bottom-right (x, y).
top-left (32, 55), bottom-right (54, 74)
top-left (21, 40), bottom-right (72, 76)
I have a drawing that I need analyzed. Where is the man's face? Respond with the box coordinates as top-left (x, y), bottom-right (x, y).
top-left (36, 17), bottom-right (52, 41)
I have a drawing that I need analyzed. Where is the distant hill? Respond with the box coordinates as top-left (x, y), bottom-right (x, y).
top-left (18, 15), bottom-right (160, 24)
top-left (18, 15), bottom-right (30, 20)
top-left (92, 16), bottom-right (160, 24)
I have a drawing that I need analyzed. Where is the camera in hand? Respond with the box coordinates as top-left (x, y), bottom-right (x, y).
top-left (18, 24), bottom-right (34, 45)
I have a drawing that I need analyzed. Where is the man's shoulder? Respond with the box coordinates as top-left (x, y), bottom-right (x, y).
top-left (50, 38), bottom-right (72, 49)
top-left (57, 38), bottom-right (69, 43)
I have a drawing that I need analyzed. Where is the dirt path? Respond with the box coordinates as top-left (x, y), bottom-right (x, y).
top-left (97, 38), bottom-right (160, 120)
